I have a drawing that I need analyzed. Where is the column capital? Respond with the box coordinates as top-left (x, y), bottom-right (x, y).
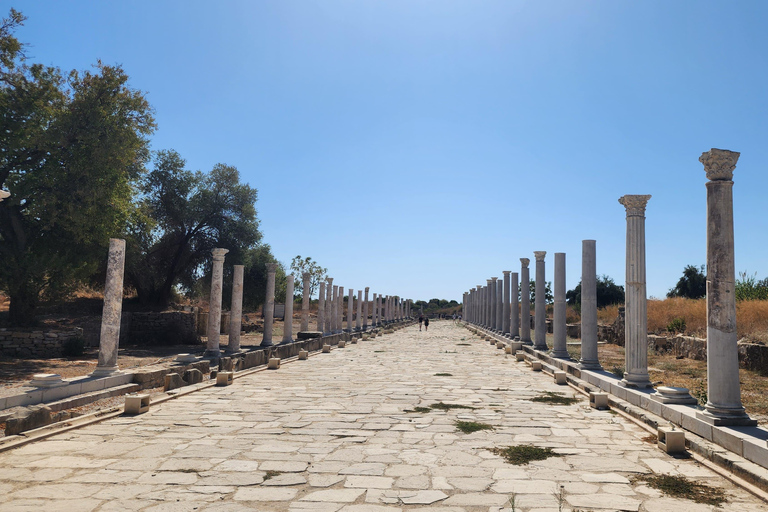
top-left (491, 277), bottom-right (498, 281)
top-left (534, 251), bottom-right (546, 262)
top-left (266, 262), bottom-right (277, 273)
top-left (486, 279), bottom-right (493, 284)
top-left (700, 148), bottom-right (739, 181)
top-left (365, 286), bottom-right (369, 291)
top-left (212, 248), bottom-right (229, 261)
top-left (302, 271), bottom-right (310, 279)
top-left (520, 258), bottom-right (530, 268)
top-left (502, 270), bottom-right (511, 275)
top-left (476, 285), bottom-right (482, 290)
top-left (618, 195), bottom-right (651, 217)
top-left (326, 277), bottom-right (333, 284)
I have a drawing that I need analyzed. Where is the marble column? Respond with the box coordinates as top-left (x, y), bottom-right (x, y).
top-left (496, 279), bottom-right (503, 333)
top-left (533, 252), bottom-right (547, 350)
top-left (698, 149), bottom-right (756, 426)
top-left (301, 272), bottom-right (311, 332)
top-left (511, 272), bottom-right (520, 338)
top-left (331, 285), bottom-right (339, 334)
top-left (227, 265), bottom-right (244, 353)
top-left (260, 262), bottom-right (277, 347)
top-left (346, 288), bottom-right (354, 332)
top-left (580, 240), bottom-right (601, 369)
top-left (502, 271), bottom-right (511, 336)
top-left (317, 281), bottom-right (326, 332)
top-left (282, 275), bottom-right (295, 343)
top-left (337, 286), bottom-right (344, 333)
top-left (363, 288), bottom-right (370, 330)
top-left (372, 293), bottom-right (378, 326)
top-left (476, 285), bottom-right (482, 326)
top-left (618, 195), bottom-right (652, 388)
top-left (93, 238), bottom-right (126, 375)
top-left (356, 290), bottom-right (363, 330)
top-left (491, 279), bottom-right (498, 330)
top-left (206, 248), bottom-right (229, 356)
top-left (520, 260), bottom-right (531, 343)
top-left (324, 278), bottom-right (333, 334)
top-left (551, 252), bottom-right (569, 358)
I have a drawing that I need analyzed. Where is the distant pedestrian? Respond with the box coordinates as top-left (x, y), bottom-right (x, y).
top-left (424, 316), bottom-right (430, 331)
top-left (419, 314), bottom-right (424, 331)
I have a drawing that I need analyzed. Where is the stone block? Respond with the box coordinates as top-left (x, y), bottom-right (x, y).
top-left (164, 373), bottom-right (185, 391)
top-left (268, 357), bottom-right (281, 370)
top-left (496, 342), bottom-right (504, 349)
top-left (322, 344), bottom-right (331, 353)
top-left (505, 345), bottom-right (512, 354)
top-left (298, 350), bottom-right (309, 360)
top-left (515, 351), bottom-right (525, 361)
top-left (183, 368), bottom-right (203, 385)
top-left (297, 331), bottom-right (322, 340)
top-left (531, 361), bottom-right (542, 371)
top-left (658, 426), bottom-right (686, 454)
top-left (4, 405), bottom-right (53, 435)
top-left (124, 394), bottom-right (150, 415)
top-left (589, 392), bottom-right (609, 410)
top-left (219, 357), bottom-right (233, 372)
top-left (554, 371), bottom-right (567, 385)
top-left (216, 371), bottom-right (234, 386)
top-left (338, 340), bottom-right (346, 348)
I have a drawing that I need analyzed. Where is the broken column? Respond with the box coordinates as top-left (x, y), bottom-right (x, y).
top-left (618, 195), bottom-right (652, 388)
top-left (363, 287), bottom-right (370, 330)
top-left (260, 262), bottom-right (277, 347)
top-left (580, 240), bottom-right (602, 370)
top-left (697, 149), bottom-right (756, 426)
top-left (206, 248), bottom-right (229, 356)
top-left (227, 265), bottom-right (244, 353)
top-left (533, 251), bottom-right (547, 350)
top-left (301, 271), bottom-right (311, 332)
top-left (551, 252), bottom-right (569, 359)
top-left (93, 238), bottom-right (126, 375)
top-left (282, 275), bottom-right (294, 343)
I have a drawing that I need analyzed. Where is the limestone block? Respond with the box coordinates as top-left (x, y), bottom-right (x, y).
top-left (658, 426), bottom-right (686, 454)
top-left (268, 357), bottom-right (281, 369)
top-left (175, 353), bottom-right (198, 363)
top-left (164, 373), bottom-right (185, 391)
top-left (554, 371), bottom-right (567, 385)
top-left (29, 373), bottom-right (65, 388)
top-left (496, 342), bottom-right (504, 349)
top-left (219, 357), bottom-right (233, 372)
top-left (515, 351), bottom-right (525, 361)
top-left (124, 394), bottom-right (150, 415)
top-left (505, 346), bottom-right (512, 354)
top-left (589, 392), bottom-right (609, 410)
top-left (297, 331), bottom-right (323, 340)
top-left (362, 334), bottom-right (370, 341)
top-left (216, 371), bottom-right (234, 386)
top-left (298, 350), bottom-right (309, 360)
top-left (4, 404), bottom-right (53, 435)
top-left (338, 340), bottom-right (346, 348)
top-left (183, 368), bottom-right (203, 385)
top-left (531, 361), bottom-right (542, 371)
top-left (322, 344), bottom-right (331, 353)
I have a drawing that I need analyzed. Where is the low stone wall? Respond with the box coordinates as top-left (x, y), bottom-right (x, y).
top-left (125, 311), bottom-right (198, 345)
top-left (0, 328), bottom-right (84, 358)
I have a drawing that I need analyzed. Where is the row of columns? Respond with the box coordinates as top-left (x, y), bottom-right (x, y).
top-left (460, 149), bottom-right (752, 426)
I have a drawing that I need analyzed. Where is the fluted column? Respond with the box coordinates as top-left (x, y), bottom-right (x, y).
top-left (260, 262), bottom-right (276, 347)
top-left (317, 281), bottom-right (326, 332)
top-left (618, 195), bottom-right (652, 388)
top-left (282, 275), bottom-right (294, 343)
top-left (363, 287), bottom-right (369, 330)
top-left (551, 252), bottom-right (569, 358)
top-left (228, 265), bottom-right (244, 353)
top-left (579, 240), bottom-right (601, 369)
top-left (301, 272), bottom-right (310, 332)
top-left (697, 149), bottom-right (756, 425)
top-left (331, 285), bottom-right (339, 333)
top-left (533, 251), bottom-right (547, 350)
top-left (206, 248), bottom-right (229, 355)
top-left (520, 260), bottom-right (531, 344)
top-left (511, 272), bottom-right (520, 338)
top-left (502, 271), bottom-right (511, 336)
top-left (93, 239), bottom-right (126, 375)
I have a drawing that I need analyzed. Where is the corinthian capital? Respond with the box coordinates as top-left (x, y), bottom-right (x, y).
top-left (700, 148), bottom-right (739, 181)
top-left (534, 251), bottom-right (546, 262)
top-left (520, 258), bottom-right (530, 268)
top-left (212, 248), bottom-right (229, 261)
top-left (618, 195), bottom-right (651, 217)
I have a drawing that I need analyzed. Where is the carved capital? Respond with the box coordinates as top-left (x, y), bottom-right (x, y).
top-left (365, 287), bottom-right (369, 291)
top-left (520, 258), bottom-right (530, 268)
top-left (326, 277), bottom-right (333, 284)
top-left (211, 248), bottom-right (229, 262)
top-left (491, 277), bottom-right (498, 281)
top-left (502, 270), bottom-right (511, 275)
top-left (534, 251), bottom-right (546, 262)
top-left (618, 195), bottom-right (651, 217)
top-left (266, 262), bottom-right (277, 273)
top-left (487, 279), bottom-right (493, 284)
top-left (700, 148), bottom-right (739, 181)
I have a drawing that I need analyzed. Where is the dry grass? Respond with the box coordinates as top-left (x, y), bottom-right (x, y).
top-left (597, 304), bottom-right (619, 324)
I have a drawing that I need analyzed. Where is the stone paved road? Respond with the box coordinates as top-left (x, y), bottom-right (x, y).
top-left (1, 321), bottom-right (766, 511)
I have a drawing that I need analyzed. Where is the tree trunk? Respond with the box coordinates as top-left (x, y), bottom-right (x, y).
top-left (8, 285), bottom-right (39, 327)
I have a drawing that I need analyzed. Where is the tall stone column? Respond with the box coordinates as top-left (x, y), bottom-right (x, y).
top-left (502, 271), bottom-right (511, 336)
top-left (476, 285), bottom-right (482, 326)
top-left (337, 286), bottom-right (344, 333)
top-left (496, 279), bottom-right (503, 332)
top-left (363, 287), bottom-right (370, 330)
top-left (580, 240), bottom-right (601, 369)
top-left (301, 272), bottom-right (311, 332)
top-left (227, 265), bottom-right (244, 353)
top-left (346, 288), bottom-right (354, 332)
top-left (317, 281), bottom-right (326, 332)
top-left (325, 278), bottom-right (333, 334)
top-left (93, 238), bottom-right (126, 375)
top-left (356, 290), bottom-right (362, 330)
top-left (698, 149), bottom-right (756, 425)
top-left (511, 272), bottom-right (520, 338)
top-left (372, 293), bottom-right (378, 326)
top-left (533, 252), bottom-right (547, 350)
top-left (483, 281), bottom-right (489, 328)
top-left (551, 252), bottom-right (569, 358)
top-left (331, 285), bottom-right (339, 333)
top-left (520, 260), bottom-right (531, 343)
top-left (206, 248), bottom-right (230, 356)
top-left (282, 275), bottom-right (295, 343)
top-left (618, 195), bottom-right (653, 388)
top-left (260, 262), bottom-right (277, 347)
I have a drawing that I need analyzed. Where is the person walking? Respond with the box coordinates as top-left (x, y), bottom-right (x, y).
top-left (419, 314), bottom-right (424, 331)
top-left (424, 316), bottom-right (430, 331)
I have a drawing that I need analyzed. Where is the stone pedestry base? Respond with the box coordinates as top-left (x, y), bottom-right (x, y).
top-left (696, 410), bottom-right (758, 427)
top-left (650, 386), bottom-right (697, 405)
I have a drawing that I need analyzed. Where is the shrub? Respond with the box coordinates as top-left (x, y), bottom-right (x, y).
top-left (666, 317), bottom-right (687, 334)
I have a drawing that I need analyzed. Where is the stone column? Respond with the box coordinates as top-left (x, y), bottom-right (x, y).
top-left (346, 288), bottom-right (354, 332)
top-left (533, 252), bottom-right (547, 350)
top-left (496, 279), bottom-right (503, 332)
top-left (482, 281), bottom-right (489, 328)
top-left (93, 238), bottom-right (126, 375)
top-left (520, 260), bottom-right (531, 343)
top-left (476, 285), bottom-right (482, 326)
top-left (337, 286), bottom-right (344, 333)
top-left (301, 272), bottom-right (310, 332)
top-left (228, 265), bottom-right (244, 353)
top-left (324, 278), bottom-right (333, 334)
top-left (356, 290), bottom-right (362, 330)
top-left (580, 240), bottom-right (601, 369)
top-left (282, 275), bottom-right (295, 343)
top-left (502, 271), bottom-right (511, 336)
top-left (206, 248), bottom-right (230, 356)
top-left (698, 149), bottom-right (756, 425)
top-left (372, 293), bottom-right (378, 326)
top-left (317, 281), bottom-right (326, 332)
top-left (363, 287), bottom-right (369, 330)
top-left (331, 285), bottom-right (339, 333)
top-left (511, 272), bottom-right (519, 338)
top-left (618, 195), bottom-right (652, 388)
top-left (551, 252), bottom-right (569, 358)
top-left (260, 262), bottom-right (277, 347)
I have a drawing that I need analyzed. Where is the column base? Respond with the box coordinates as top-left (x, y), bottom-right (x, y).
top-left (280, 338), bottom-right (294, 345)
top-left (90, 367), bottom-right (122, 377)
top-left (203, 349), bottom-right (220, 358)
top-left (533, 343), bottom-right (548, 351)
top-left (260, 340), bottom-right (274, 347)
top-left (551, 350), bottom-right (571, 359)
top-left (697, 407), bottom-right (757, 426)
top-left (619, 376), bottom-right (653, 389)
top-left (579, 359), bottom-right (603, 371)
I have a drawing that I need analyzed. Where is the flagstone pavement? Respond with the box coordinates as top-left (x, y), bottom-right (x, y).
top-left (0, 321), bottom-right (766, 511)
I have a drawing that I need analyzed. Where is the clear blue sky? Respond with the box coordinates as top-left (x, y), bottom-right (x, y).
top-left (12, 1), bottom-right (768, 302)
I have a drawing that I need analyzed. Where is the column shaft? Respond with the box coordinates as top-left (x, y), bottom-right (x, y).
top-left (533, 252), bottom-right (547, 350)
top-left (551, 252), bottom-right (569, 358)
top-left (282, 275), bottom-right (294, 343)
top-left (228, 265), bottom-right (244, 353)
top-left (511, 272), bottom-right (520, 338)
top-left (94, 238), bottom-right (126, 374)
top-left (580, 240), bottom-right (601, 369)
top-left (301, 272), bottom-right (310, 332)
top-left (261, 262), bottom-right (276, 347)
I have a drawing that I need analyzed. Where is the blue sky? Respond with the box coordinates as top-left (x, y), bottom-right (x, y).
top-left (12, 1), bottom-right (768, 302)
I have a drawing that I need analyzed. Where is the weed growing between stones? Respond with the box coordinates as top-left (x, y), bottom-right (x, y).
top-left (434, 373), bottom-right (453, 376)
top-left (529, 391), bottom-right (579, 405)
top-left (430, 402), bottom-right (476, 410)
top-left (404, 406), bottom-right (432, 413)
top-left (635, 474), bottom-right (727, 506)
top-left (641, 434), bottom-right (658, 444)
top-left (263, 470), bottom-right (281, 480)
top-left (454, 420), bottom-right (494, 433)
top-left (373, 350), bottom-right (385, 353)
top-left (610, 365), bottom-right (625, 379)
top-left (456, 343), bottom-right (471, 346)
top-left (490, 445), bottom-right (560, 465)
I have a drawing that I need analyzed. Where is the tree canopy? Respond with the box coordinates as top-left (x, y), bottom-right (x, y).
top-left (566, 275), bottom-right (625, 310)
top-left (290, 256), bottom-right (327, 298)
top-left (667, 264), bottom-right (706, 299)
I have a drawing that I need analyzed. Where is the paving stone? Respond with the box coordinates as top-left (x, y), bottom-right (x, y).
top-left (233, 487), bottom-right (299, 501)
top-left (343, 476), bottom-right (394, 488)
top-left (260, 460), bottom-right (309, 472)
top-left (262, 473), bottom-right (308, 486)
top-left (443, 493), bottom-right (509, 506)
top-left (566, 493), bottom-right (641, 511)
top-left (300, 489), bottom-right (365, 502)
top-left (338, 463), bottom-right (386, 476)
top-left (308, 475), bottom-right (345, 487)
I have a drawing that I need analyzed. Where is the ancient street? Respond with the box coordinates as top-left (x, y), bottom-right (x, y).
top-left (0, 321), bottom-right (764, 511)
